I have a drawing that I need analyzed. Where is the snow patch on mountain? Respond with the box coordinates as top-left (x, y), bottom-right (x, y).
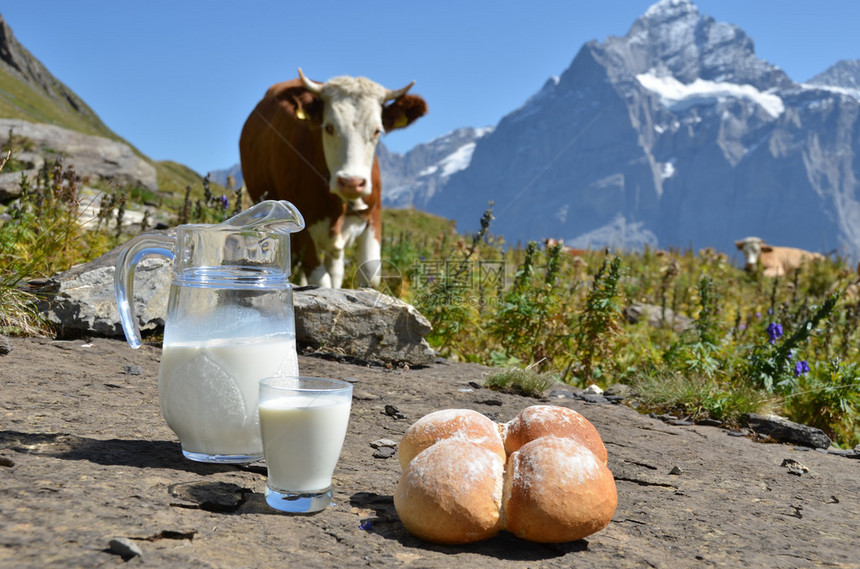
top-left (636, 72), bottom-right (785, 117)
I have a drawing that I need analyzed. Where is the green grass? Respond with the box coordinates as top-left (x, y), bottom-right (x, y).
top-left (0, 65), bottom-right (119, 141)
top-left (484, 367), bottom-right (556, 398)
top-left (376, 206), bottom-right (860, 447)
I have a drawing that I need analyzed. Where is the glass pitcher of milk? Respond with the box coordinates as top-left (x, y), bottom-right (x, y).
top-left (114, 200), bottom-right (305, 463)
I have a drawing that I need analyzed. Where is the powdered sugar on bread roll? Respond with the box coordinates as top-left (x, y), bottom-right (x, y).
top-left (394, 438), bottom-right (505, 544)
top-left (504, 404), bottom-right (608, 464)
top-left (398, 408), bottom-right (506, 470)
top-left (503, 436), bottom-right (617, 543)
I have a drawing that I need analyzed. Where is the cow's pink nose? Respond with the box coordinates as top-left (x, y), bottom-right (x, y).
top-left (337, 176), bottom-right (367, 194)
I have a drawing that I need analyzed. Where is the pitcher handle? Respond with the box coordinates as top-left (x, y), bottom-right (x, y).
top-left (114, 232), bottom-right (176, 349)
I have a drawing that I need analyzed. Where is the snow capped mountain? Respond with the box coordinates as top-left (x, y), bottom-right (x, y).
top-left (807, 59), bottom-right (860, 89)
top-left (804, 59), bottom-right (860, 100)
top-left (378, 127), bottom-right (492, 209)
top-left (208, 128), bottom-right (492, 209)
top-left (421, 0), bottom-right (860, 260)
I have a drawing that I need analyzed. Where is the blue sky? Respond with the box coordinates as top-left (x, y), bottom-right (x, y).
top-left (2, 1), bottom-right (858, 176)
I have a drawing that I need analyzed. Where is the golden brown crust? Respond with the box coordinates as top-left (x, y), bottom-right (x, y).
top-left (398, 408), bottom-right (506, 470)
top-left (395, 405), bottom-right (616, 545)
top-left (503, 437), bottom-right (617, 543)
top-left (504, 405), bottom-right (608, 464)
top-left (394, 439), bottom-right (505, 544)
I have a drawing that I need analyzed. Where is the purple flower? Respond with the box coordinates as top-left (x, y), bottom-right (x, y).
top-left (359, 520), bottom-right (373, 530)
top-left (794, 360), bottom-right (810, 377)
top-left (220, 194), bottom-right (229, 209)
top-left (766, 322), bottom-right (783, 344)
top-left (755, 312), bottom-right (762, 319)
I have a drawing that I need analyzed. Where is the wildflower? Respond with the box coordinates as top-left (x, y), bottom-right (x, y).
top-left (766, 322), bottom-right (783, 344)
top-left (794, 360), bottom-right (810, 377)
top-left (755, 312), bottom-right (762, 319)
top-left (220, 194), bottom-right (229, 209)
top-left (359, 520), bottom-right (373, 530)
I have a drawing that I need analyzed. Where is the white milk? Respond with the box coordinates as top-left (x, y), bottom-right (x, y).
top-left (259, 395), bottom-right (352, 493)
top-left (159, 336), bottom-right (298, 457)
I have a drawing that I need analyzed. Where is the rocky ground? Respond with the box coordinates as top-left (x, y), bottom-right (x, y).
top-left (1, 336), bottom-right (858, 568)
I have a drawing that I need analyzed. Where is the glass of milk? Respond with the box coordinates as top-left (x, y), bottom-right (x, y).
top-left (258, 377), bottom-right (353, 514)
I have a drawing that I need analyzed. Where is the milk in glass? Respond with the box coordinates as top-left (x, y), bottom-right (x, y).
top-left (259, 395), bottom-right (352, 492)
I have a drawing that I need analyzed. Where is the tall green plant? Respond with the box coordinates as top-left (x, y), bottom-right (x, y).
top-left (570, 256), bottom-right (624, 384)
top-left (413, 204), bottom-right (494, 352)
top-left (663, 276), bottom-right (723, 378)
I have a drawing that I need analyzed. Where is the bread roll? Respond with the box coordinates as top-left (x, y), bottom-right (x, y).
top-left (504, 405), bottom-right (608, 464)
top-left (503, 436), bottom-right (617, 543)
top-left (398, 408), bottom-right (505, 470)
top-left (394, 438), bottom-right (505, 544)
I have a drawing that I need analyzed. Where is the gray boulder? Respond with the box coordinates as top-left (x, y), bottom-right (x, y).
top-left (294, 287), bottom-right (434, 366)
top-left (0, 119), bottom-right (157, 195)
top-left (34, 241), bottom-right (434, 366)
top-left (741, 412), bottom-right (832, 449)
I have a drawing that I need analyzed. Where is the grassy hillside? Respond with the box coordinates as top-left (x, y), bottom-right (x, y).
top-left (0, 65), bottom-right (120, 142)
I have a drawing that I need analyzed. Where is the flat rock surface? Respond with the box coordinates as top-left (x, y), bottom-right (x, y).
top-left (1, 337), bottom-right (857, 568)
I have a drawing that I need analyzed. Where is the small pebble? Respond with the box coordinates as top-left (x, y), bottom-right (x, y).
top-left (108, 537), bottom-right (142, 559)
top-left (383, 405), bottom-right (406, 419)
top-left (696, 418), bottom-right (722, 427)
top-left (370, 439), bottom-right (397, 449)
top-left (668, 466), bottom-right (683, 475)
top-left (352, 390), bottom-right (379, 401)
top-left (373, 447), bottom-right (396, 459)
top-left (781, 458), bottom-right (808, 473)
top-left (581, 394), bottom-right (609, 404)
top-left (123, 365), bottom-right (143, 375)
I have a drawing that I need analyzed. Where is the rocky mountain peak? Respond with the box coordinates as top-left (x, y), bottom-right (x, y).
top-left (807, 59), bottom-right (860, 89)
top-left (0, 13), bottom-right (102, 124)
top-left (639, 0), bottom-right (700, 27)
top-left (610, 0), bottom-right (791, 89)
top-left (422, 0), bottom-right (860, 262)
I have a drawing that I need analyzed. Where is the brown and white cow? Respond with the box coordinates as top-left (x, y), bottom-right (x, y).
top-left (239, 69), bottom-right (427, 288)
top-left (734, 236), bottom-right (824, 277)
top-left (543, 238), bottom-right (588, 257)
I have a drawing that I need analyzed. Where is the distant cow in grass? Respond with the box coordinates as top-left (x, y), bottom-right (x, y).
top-left (543, 238), bottom-right (588, 257)
top-left (734, 236), bottom-right (823, 277)
top-left (240, 69), bottom-right (427, 288)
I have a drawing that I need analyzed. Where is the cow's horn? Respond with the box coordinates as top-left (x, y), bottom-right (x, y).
top-left (385, 81), bottom-right (415, 101)
top-left (298, 68), bottom-right (323, 95)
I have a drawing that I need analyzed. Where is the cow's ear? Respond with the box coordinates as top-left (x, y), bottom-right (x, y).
top-left (761, 245), bottom-right (773, 252)
top-left (285, 88), bottom-right (324, 125)
top-left (382, 95), bottom-right (428, 131)
top-left (734, 240), bottom-right (744, 250)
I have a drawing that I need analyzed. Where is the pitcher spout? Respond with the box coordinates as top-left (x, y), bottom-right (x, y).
top-left (218, 200), bottom-right (305, 234)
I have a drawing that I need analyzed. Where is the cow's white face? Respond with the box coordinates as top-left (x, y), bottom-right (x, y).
top-left (736, 237), bottom-right (764, 270)
top-left (318, 77), bottom-right (387, 207)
